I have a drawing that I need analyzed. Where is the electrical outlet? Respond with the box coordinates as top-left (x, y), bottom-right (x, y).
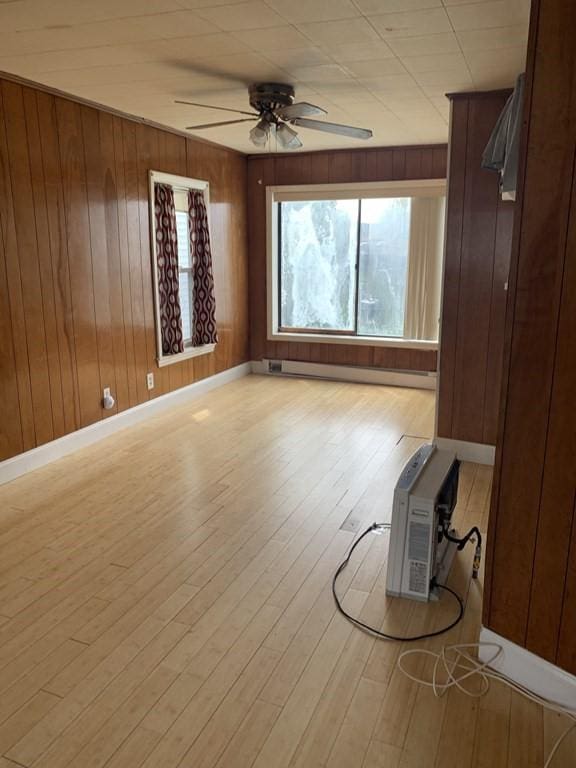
top-left (146, 372), bottom-right (154, 390)
top-left (102, 387), bottom-right (115, 410)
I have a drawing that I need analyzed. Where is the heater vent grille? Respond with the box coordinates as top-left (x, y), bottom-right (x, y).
top-left (408, 521), bottom-right (430, 562)
top-left (409, 561), bottom-right (427, 594)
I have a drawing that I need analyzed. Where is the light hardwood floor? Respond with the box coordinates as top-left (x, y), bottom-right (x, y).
top-left (0, 375), bottom-right (571, 768)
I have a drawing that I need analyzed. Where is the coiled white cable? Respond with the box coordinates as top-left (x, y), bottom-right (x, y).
top-left (397, 643), bottom-right (576, 767)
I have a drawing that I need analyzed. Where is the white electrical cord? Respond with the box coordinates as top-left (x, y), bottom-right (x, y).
top-left (397, 642), bottom-right (576, 767)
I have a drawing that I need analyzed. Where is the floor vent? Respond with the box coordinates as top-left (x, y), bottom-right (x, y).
top-left (340, 512), bottom-right (363, 533)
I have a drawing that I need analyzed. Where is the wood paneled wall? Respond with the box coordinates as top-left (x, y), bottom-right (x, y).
top-left (0, 76), bottom-right (249, 462)
top-left (436, 91), bottom-right (514, 447)
top-left (246, 145), bottom-right (447, 372)
top-left (483, 0), bottom-right (576, 675)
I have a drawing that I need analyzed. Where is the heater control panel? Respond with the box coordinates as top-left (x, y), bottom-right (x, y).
top-left (396, 443), bottom-right (435, 492)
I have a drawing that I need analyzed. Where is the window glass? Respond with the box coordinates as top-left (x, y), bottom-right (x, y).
top-left (176, 210), bottom-right (192, 342)
top-left (179, 270), bottom-right (192, 342)
top-left (280, 200), bottom-right (358, 331)
top-left (357, 198), bottom-right (411, 338)
top-left (176, 210), bottom-right (190, 268)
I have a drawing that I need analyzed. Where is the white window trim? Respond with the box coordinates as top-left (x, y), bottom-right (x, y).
top-left (156, 345), bottom-right (216, 367)
top-left (266, 179), bottom-right (446, 351)
top-left (149, 170), bottom-right (215, 367)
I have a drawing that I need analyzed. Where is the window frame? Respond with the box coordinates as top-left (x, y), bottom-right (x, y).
top-left (267, 180), bottom-right (446, 351)
top-left (149, 170), bottom-right (215, 368)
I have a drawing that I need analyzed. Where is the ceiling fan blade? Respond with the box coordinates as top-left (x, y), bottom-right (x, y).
top-left (185, 118), bottom-right (258, 130)
top-left (291, 118), bottom-right (373, 140)
top-left (176, 100), bottom-right (258, 117)
top-left (274, 102), bottom-right (327, 120)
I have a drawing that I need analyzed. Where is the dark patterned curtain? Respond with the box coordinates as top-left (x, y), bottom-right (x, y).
top-left (189, 190), bottom-right (218, 346)
top-left (154, 184), bottom-right (184, 355)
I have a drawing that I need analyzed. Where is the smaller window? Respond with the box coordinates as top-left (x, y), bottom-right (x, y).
top-left (149, 171), bottom-right (217, 367)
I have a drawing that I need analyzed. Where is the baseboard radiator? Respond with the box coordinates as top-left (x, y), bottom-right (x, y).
top-left (252, 359), bottom-right (437, 391)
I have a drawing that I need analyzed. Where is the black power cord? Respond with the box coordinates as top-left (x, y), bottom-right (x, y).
top-left (441, 523), bottom-right (482, 579)
top-left (332, 523), bottom-right (465, 642)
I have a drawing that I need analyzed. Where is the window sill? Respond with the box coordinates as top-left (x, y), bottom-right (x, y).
top-left (268, 332), bottom-right (438, 351)
top-left (157, 343), bottom-right (216, 367)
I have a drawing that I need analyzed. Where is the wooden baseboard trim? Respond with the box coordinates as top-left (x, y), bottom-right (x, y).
top-left (479, 627), bottom-right (576, 710)
top-left (434, 437), bottom-right (495, 465)
top-left (252, 359), bottom-right (437, 390)
top-left (0, 363), bottom-right (251, 486)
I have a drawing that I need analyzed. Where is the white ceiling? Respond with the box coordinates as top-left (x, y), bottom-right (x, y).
top-left (0, 0), bottom-right (530, 154)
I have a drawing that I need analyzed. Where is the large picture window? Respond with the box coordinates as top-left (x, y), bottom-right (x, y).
top-left (270, 182), bottom-right (446, 345)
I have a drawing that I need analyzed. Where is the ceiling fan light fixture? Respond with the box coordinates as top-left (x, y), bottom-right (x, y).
top-left (249, 118), bottom-right (270, 146)
top-left (276, 122), bottom-right (302, 149)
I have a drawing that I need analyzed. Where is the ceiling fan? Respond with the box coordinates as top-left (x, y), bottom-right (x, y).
top-left (176, 83), bottom-right (373, 149)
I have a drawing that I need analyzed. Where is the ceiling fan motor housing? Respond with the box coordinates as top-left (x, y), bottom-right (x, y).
top-left (249, 83), bottom-right (295, 116)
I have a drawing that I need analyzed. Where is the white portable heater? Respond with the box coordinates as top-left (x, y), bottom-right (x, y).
top-left (386, 443), bottom-right (460, 602)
